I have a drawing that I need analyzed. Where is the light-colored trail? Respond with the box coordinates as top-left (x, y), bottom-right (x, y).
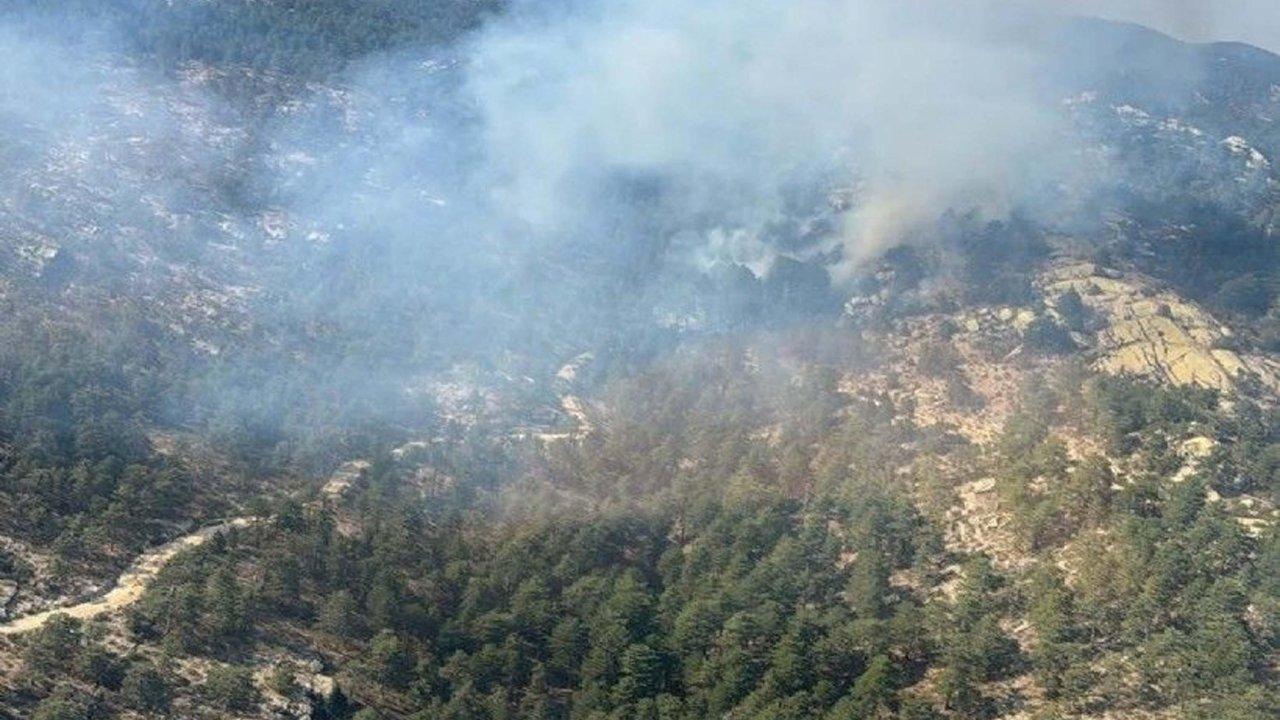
top-left (0, 371), bottom-right (589, 636)
top-left (0, 518), bottom-right (254, 636)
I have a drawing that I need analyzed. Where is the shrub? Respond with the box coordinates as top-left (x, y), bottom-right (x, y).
top-left (205, 665), bottom-right (261, 712)
top-left (122, 662), bottom-right (171, 713)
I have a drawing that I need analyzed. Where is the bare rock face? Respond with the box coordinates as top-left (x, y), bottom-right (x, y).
top-left (1043, 262), bottom-right (1280, 394)
top-left (0, 581), bottom-right (16, 616)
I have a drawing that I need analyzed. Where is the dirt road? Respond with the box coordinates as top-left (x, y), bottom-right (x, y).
top-left (0, 518), bottom-right (254, 636)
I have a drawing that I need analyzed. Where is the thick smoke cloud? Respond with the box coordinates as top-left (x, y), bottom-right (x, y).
top-left (3, 0), bottom-right (1266, 333)
top-left (319, 0), bottom-right (1280, 297)
top-left (2, 0), bottom-right (1277, 446)
top-left (306, 0), bottom-right (1083, 287)
top-left (7, 0), bottom-right (1255, 312)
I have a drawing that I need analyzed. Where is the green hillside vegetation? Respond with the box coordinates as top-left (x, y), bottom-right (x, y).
top-left (7, 0), bottom-right (505, 77)
top-left (9, 343), bottom-right (1272, 719)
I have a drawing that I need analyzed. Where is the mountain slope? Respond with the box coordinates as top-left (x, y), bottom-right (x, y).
top-left (0, 7), bottom-right (1277, 720)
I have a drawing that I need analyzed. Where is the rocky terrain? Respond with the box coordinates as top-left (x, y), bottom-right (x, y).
top-left (1044, 263), bottom-right (1280, 393)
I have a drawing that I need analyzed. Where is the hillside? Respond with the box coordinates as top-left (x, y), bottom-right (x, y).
top-left (0, 3), bottom-right (1278, 720)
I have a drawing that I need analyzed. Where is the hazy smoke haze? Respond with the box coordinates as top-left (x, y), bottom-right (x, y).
top-left (295, 0), bottom-right (1087, 291)
top-left (1041, 1), bottom-right (1280, 51)
top-left (1, 0), bottom-right (1276, 437)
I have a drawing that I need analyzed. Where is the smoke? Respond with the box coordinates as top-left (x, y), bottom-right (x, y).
top-left (451, 0), bottom-right (1076, 280)
top-left (348, 0), bottom-right (1280, 292)
top-left (226, 0), bottom-right (1122, 406)
top-left (1, 0), bottom-right (1276, 456)
top-left (3, 0), bottom-right (1231, 314)
top-left (247, 0), bottom-right (1104, 364)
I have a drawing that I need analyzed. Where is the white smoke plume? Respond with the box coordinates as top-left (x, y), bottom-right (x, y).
top-left (455, 0), bottom-right (1078, 281)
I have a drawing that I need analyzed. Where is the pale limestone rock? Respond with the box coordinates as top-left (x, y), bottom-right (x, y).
top-left (1043, 262), bottom-right (1280, 394)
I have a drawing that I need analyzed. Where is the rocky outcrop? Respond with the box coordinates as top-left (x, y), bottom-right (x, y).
top-left (1043, 262), bottom-right (1280, 394)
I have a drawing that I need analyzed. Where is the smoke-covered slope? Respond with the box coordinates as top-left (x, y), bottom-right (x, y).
top-left (0, 3), bottom-right (1278, 719)
top-left (4, 6), bottom-right (1280, 425)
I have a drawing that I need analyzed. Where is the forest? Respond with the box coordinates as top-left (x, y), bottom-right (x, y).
top-left (0, 2), bottom-right (1278, 719)
top-left (5, 0), bottom-right (505, 77)
top-left (5, 337), bottom-right (1276, 719)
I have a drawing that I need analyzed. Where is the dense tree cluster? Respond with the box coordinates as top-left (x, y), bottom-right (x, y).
top-left (16, 349), bottom-right (1248, 720)
top-left (5, 0), bottom-right (506, 78)
top-left (133, 476), bottom-right (952, 719)
top-left (0, 313), bottom-right (212, 579)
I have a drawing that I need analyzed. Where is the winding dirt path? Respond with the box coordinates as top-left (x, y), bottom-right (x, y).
top-left (0, 518), bottom-right (255, 636)
top-left (0, 373), bottom-right (589, 636)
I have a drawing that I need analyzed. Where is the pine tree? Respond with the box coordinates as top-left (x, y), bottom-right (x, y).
top-left (327, 684), bottom-right (353, 720)
top-left (22, 613), bottom-right (82, 676)
top-left (319, 589), bottom-right (365, 638)
top-left (518, 663), bottom-right (555, 720)
top-left (847, 654), bottom-right (894, 717)
top-left (547, 617), bottom-right (587, 685)
top-left (31, 685), bottom-right (89, 720)
top-left (367, 630), bottom-right (416, 689)
top-left (205, 563), bottom-right (251, 643)
top-left (846, 548), bottom-right (891, 620)
top-left (204, 664), bottom-right (261, 712)
top-left (74, 643), bottom-right (124, 690)
top-left (121, 662), bottom-right (171, 713)
top-left (614, 643), bottom-right (665, 704)
top-left (270, 663), bottom-right (297, 698)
